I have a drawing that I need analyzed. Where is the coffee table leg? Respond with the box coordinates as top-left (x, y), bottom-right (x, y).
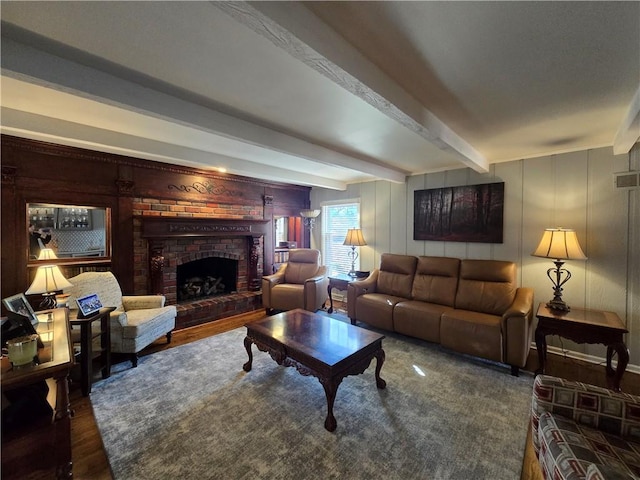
top-left (243, 336), bottom-right (253, 372)
top-left (321, 379), bottom-right (339, 432)
top-left (375, 349), bottom-right (386, 389)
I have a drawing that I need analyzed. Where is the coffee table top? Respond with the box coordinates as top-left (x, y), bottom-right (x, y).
top-left (246, 309), bottom-right (385, 367)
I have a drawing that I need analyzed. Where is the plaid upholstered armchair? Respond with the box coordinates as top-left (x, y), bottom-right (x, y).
top-left (530, 375), bottom-right (640, 479)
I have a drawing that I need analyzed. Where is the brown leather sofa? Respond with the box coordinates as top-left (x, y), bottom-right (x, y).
top-left (347, 253), bottom-right (535, 375)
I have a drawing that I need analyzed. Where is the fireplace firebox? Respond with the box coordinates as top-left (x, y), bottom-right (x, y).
top-left (177, 257), bottom-right (238, 301)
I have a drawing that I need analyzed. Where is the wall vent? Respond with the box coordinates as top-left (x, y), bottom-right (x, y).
top-left (613, 171), bottom-right (640, 189)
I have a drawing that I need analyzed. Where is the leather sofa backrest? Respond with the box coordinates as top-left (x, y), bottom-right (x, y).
top-left (284, 249), bottom-right (321, 284)
top-left (454, 260), bottom-right (517, 315)
top-left (412, 256), bottom-right (460, 306)
top-left (377, 253), bottom-right (418, 298)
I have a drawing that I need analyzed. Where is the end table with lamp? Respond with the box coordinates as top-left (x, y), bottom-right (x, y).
top-left (534, 303), bottom-right (629, 392)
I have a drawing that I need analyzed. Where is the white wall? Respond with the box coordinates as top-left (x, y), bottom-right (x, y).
top-left (312, 145), bottom-right (640, 371)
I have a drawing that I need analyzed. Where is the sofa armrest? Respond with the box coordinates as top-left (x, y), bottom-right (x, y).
top-left (531, 375), bottom-right (640, 453)
top-left (261, 268), bottom-right (286, 309)
top-left (347, 270), bottom-right (379, 318)
top-left (122, 295), bottom-right (166, 311)
top-left (501, 287), bottom-right (534, 368)
top-left (304, 266), bottom-right (329, 311)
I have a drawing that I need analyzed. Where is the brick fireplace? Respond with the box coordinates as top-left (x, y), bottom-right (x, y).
top-left (141, 217), bottom-right (269, 329)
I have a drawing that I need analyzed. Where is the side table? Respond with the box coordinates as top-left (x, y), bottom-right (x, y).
top-left (69, 307), bottom-right (116, 396)
top-left (327, 274), bottom-right (353, 314)
top-left (534, 303), bottom-right (629, 391)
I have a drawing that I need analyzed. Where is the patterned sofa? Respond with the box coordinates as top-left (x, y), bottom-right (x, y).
top-left (531, 375), bottom-right (640, 479)
top-left (347, 254), bottom-right (534, 375)
top-left (64, 271), bottom-right (176, 367)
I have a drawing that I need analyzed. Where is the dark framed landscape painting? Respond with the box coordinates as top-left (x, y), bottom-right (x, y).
top-left (414, 182), bottom-right (504, 243)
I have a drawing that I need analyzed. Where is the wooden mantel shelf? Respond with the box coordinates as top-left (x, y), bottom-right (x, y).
top-left (141, 217), bottom-right (269, 238)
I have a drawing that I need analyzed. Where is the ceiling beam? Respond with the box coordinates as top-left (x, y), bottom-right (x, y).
top-left (1, 36), bottom-right (408, 186)
top-left (1, 107), bottom-right (350, 190)
top-left (219, 1), bottom-right (488, 173)
top-left (613, 84), bottom-right (640, 155)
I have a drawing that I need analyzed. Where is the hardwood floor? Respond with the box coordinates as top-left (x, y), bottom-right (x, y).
top-left (69, 307), bottom-right (639, 479)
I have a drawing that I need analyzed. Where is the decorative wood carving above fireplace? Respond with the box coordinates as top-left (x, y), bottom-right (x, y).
top-left (141, 217), bottom-right (270, 295)
top-left (141, 217), bottom-right (269, 238)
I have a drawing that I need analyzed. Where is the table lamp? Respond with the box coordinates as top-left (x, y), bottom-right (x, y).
top-left (25, 263), bottom-right (73, 310)
top-left (343, 228), bottom-right (367, 277)
top-left (531, 227), bottom-right (587, 312)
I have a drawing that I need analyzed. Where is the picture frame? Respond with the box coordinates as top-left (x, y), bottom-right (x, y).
top-left (2, 293), bottom-right (39, 325)
top-left (414, 182), bottom-right (505, 243)
top-left (76, 293), bottom-right (103, 318)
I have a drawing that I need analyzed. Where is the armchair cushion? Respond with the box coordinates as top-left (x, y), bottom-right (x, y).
top-left (532, 375), bottom-right (640, 479)
top-left (538, 411), bottom-right (640, 479)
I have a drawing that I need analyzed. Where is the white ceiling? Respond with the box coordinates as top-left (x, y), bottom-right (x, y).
top-left (1, 1), bottom-right (639, 190)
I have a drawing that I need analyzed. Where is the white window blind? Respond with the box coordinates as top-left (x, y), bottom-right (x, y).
top-left (321, 202), bottom-right (360, 276)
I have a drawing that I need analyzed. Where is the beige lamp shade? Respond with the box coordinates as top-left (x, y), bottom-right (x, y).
top-left (26, 265), bottom-right (73, 295)
top-left (37, 248), bottom-right (59, 261)
top-left (343, 228), bottom-right (367, 246)
top-left (532, 228), bottom-right (587, 260)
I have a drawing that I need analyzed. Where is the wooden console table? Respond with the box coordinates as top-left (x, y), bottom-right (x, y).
top-left (69, 307), bottom-right (116, 396)
top-left (534, 303), bottom-right (629, 391)
top-left (1, 308), bottom-right (74, 479)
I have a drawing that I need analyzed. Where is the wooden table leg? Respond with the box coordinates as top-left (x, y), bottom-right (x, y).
top-left (320, 378), bottom-right (339, 432)
top-left (374, 349), bottom-right (386, 389)
top-left (242, 336), bottom-right (253, 372)
top-left (606, 342), bottom-right (629, 392)
top-left (327, 284), bottom-right (334, 314)
top-left (80, 324), bottom-right (92, 397)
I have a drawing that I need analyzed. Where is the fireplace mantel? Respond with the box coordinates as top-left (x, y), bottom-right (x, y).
top-left (140, 216), bottom-right (269, 296)
top-left (141, 217), bottom-right (269, 238)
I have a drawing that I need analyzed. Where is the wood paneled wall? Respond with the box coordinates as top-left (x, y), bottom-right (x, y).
top-left (1, 135), bottom-right (310, 306)
top-left (312, 145), bottom-right (640, 371)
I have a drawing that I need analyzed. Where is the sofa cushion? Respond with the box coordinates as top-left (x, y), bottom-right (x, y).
top-left (355, 293), bottom-right (405, 331)
top-left (454, 260), bottom-right (516, 315)
top-left (538, 411), bottom-right (640, 480)
top-left (377, 254), bottom-right (417, 298)
top-left (532, 375), bottom-right (640, 454)
top-left (440, 310), bottom-right (503, 363)
top-left (411, 256), bottom-right (460, 307)
top-left (586, 463), bottom-right (639, 480)
top-left (393, 300), bottom-right (452, 343)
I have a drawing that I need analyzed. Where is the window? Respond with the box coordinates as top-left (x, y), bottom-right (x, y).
top-left (321, 201), bottom-right (360, 276)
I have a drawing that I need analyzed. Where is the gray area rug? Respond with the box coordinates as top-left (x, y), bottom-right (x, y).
top-left (91, 318), bottom-right (534, 480)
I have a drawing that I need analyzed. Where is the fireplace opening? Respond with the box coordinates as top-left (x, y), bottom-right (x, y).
top-left (177, 257), bottom-right (238, 302)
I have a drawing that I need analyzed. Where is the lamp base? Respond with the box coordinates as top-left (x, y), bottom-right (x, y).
top-left (38, 293), bottom-right (57, 310)
top-left (546, 298), bottom-right (570, 312)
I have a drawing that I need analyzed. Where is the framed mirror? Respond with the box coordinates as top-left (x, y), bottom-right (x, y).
top-left (27, 203), bottom-right (110, 261)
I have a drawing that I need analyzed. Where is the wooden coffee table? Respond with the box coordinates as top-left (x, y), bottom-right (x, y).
top-left (243, 308), bottom-right (386, 432)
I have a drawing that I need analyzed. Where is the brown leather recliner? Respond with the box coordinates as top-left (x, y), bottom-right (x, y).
top-left (262, 249), bottom-right (329, 314)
